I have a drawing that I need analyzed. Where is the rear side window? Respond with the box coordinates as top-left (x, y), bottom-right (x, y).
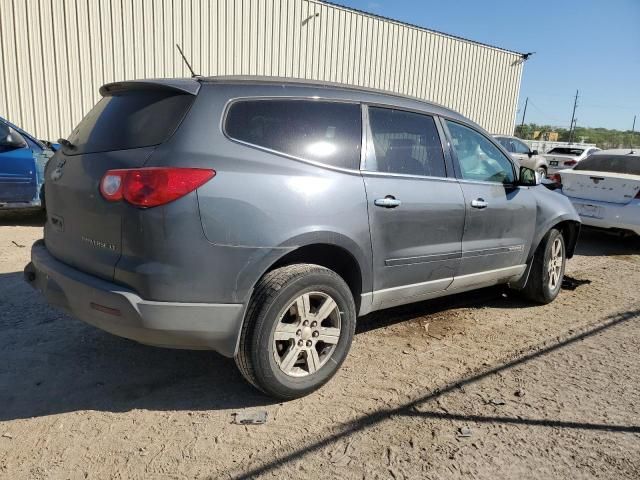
top-left (225, 100), bottom-right (362, 170)
top-left (66, 90), bottom-right (195, 155)
top-left (574, 155), bottom-right (640, 175)
top-left (366, 107), bottom-right (446, 177)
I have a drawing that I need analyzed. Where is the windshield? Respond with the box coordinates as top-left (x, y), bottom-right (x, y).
top-left (573, 155), bottom-right (640, 175)
top-left (547, 147), bottom-right (584, 156)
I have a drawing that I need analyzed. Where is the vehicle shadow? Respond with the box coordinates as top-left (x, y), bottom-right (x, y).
top-left (0, 209), bottom-right (46, 226)
top-left (575, 227), bottom-right (640, 256)
top-left (0, 267), bottom-right (589, 422)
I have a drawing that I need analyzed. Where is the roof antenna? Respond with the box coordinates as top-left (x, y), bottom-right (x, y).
top-left (176, 43), bottom-right (199, 78)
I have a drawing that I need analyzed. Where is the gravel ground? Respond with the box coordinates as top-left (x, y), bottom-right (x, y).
top-left (1, 211), bottom-right (639, 479)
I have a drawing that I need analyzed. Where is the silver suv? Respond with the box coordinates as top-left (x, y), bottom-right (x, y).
top-left (25, 77), bottom-right (581, 399)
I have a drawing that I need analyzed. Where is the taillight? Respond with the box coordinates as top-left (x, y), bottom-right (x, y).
top-left (563, 159), bottom-right (578, 166)
top-left (548, 173), bottom-right (562, 184)
top-left (100, 167), bottom-right (215, 208)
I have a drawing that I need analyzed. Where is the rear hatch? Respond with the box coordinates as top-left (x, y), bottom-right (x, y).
top-left (544, 147), bottom-right (586, 168)
top-left (560, 154), bottom-right (640, 204)
top-left (44, 80), bottom-right (198, 280)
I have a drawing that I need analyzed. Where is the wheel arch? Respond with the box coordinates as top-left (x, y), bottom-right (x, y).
top-left (511, 218), bottom-right (580, 291)
top-left (264, 243), bottom-right (366, 313)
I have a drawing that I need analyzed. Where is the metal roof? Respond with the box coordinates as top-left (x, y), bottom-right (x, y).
top-left (317, 0), bottom-right (525, 57)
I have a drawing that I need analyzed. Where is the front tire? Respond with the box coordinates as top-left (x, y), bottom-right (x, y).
top-left (235, 264), bottom-right (356, 399)
top-left (521, 228), bottom-right (566, 304)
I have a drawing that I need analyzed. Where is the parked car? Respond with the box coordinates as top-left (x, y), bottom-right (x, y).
top-left (544, 145), bottom-right (600, 176)
top-left (24, 77), bottom-right (581, 399)
top-left (494, 135), bottom-right (548, 177)
top-left (558, 149), bottom-right (640, 236)
top-left (0, 116), bottom-right (58, 210)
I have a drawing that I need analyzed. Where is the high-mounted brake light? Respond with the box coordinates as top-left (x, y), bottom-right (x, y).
top-left (100, 167), bottom-right (215, 207)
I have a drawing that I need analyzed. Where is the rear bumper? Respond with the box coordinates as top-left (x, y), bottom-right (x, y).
top-left (0, 200), bottom-right (42, 210)
top-left (565, 196), bottom-right (640, 235)
top-left (25, 240), bottom-right (245, 357)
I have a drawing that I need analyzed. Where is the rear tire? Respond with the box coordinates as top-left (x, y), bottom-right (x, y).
top-left (521, 228), bottom-right (566, 304)
top-left (235, 264), bottom-right (356, 400)
top-left (536, 166), bottom-right (547, 178)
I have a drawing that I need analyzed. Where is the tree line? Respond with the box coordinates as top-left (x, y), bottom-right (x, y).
top-left (514, 123), bottom-right (639, 149)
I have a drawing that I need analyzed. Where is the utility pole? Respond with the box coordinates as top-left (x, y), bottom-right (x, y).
top-left (632, 115), bottom-right (637, 149)
top-left (520, 97), bottom-right (529, 128)
top-left (568, 90), bottom-right (579, 144)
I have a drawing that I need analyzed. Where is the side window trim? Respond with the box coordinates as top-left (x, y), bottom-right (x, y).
top-left (361, 104), bottom-right (450, 179)
top-left (440, 118), bottom-right (518, 185)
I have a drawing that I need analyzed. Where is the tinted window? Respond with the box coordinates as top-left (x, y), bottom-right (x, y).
top-left (574, 155), bottom-right (640, 175)
top-left (512, 139), bottom-right (531, 154)
top-left (547, 147), bottom-right (584, 156)
top-left (446, 121), bottom-right (515, 184)
top-left (66, 90), bottom-right (194, 155)
top-left (495, 137), bottom-right (514, 152)
top-left (366, 107), bottom-right (446, 177)
top-left (225, 100), bottom-right (361, 169)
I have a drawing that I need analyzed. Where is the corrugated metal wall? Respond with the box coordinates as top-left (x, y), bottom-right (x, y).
top-left (0, 0), bottom-right (523, 140)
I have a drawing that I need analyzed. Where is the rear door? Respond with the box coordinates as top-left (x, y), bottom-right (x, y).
top-left (0, 122), bottom-right (37, 203)
top-left (44, 84), bottom-right (197, 280)
top-left (363, 106), bottom-right (465, 310)
top-left (443, 120), bottom-right (536, 282)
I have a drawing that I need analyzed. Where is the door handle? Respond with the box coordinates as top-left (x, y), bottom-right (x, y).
top-left (374, 195), bottom-right (401, 208)
top-left (470, 198), bottom-right (488, 209)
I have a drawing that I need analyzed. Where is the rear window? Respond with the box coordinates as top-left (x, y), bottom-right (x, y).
top-left (574, 155), bottom-right (640, 175)
top-left (225, 100), bottom-right (362, 169)
top-left (547, 147), bottom-right (584, 156)
top-left (66, 90), bottom-right (195, 155)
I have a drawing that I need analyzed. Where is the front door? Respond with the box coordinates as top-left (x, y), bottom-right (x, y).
top-left (363, 106), bottom-right (466, 310)
top-left (443, 120), bottom-right (536, 287)
top-left (0, 123), bottom-right (37, 203)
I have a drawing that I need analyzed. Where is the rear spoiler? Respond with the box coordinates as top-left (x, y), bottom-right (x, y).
top-left (99, 78), bottom-right (201, 97)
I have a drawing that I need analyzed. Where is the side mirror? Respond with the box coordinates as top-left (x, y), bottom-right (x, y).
top-left (519, 166), bottom-right (540, 186)
top-left (531, 149), bottom-right (539, 156)
top-left (0, 128), bottom-right (27, 150)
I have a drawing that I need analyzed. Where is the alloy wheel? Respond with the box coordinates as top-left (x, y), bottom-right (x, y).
top-left (273, 292), bottom-right (341, 377)
top-left (548, 237), bottom-right (564, 290)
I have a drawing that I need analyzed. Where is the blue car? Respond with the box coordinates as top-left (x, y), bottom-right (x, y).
top-left (0, 117), bottom-right (58, 210)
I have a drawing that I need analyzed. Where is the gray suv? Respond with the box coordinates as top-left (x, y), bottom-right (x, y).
top-left (25, 77), bottom-right (580, 399)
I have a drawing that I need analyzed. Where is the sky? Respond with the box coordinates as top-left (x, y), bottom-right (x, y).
top-left (337, 0), bottom-right (640, 131)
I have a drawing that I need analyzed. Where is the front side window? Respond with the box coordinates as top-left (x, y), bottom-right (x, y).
top-left (366, 107), bottom-right (446, 177)
top-left (512, 139), bottom-right (531, 154)
top-left (495, 137), bottom-right (514, 153)
top-left (446, 120), bottom-right (515, 184)
top-left (225, 100), bottom-right (362, 170)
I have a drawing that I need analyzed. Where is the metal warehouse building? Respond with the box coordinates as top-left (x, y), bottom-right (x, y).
top-left (0, 0), bottom-right (524, 140)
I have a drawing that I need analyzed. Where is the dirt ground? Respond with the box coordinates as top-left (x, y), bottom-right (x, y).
top-left (1, 210), bottom-right (639, 480)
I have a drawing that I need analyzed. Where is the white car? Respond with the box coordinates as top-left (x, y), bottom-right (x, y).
top-left (559, 149), bottom-right (640, 236)
top-left (545, 145), bottom-right (601, 176)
